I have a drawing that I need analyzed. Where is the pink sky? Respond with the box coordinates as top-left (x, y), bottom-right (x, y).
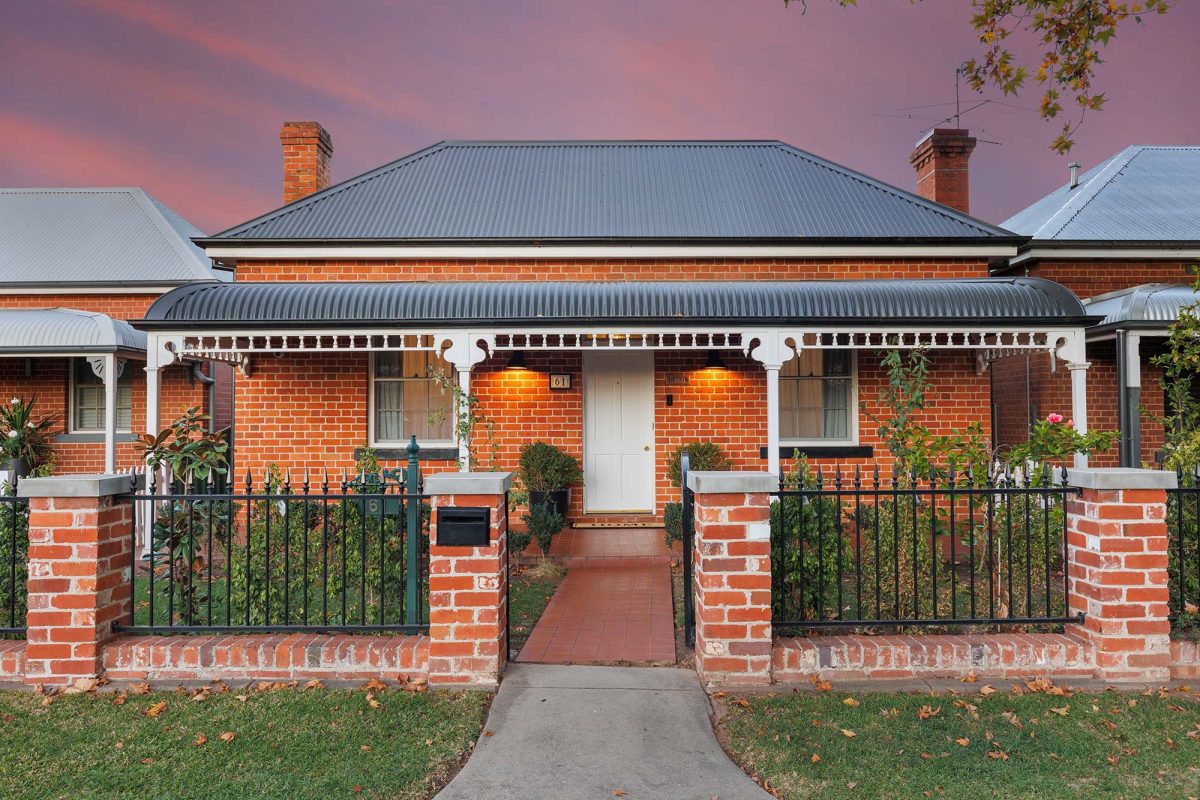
top-left (3, 0), bottom-right (1197, 234)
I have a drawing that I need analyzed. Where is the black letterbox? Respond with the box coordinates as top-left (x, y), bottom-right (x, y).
top-left (436, 507), bottom-right (491, 547)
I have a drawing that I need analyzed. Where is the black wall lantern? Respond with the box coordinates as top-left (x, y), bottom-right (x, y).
top-left (507, 350), bottom-right (528, 370)
top-left (704, 349), bottom-right (726, 370)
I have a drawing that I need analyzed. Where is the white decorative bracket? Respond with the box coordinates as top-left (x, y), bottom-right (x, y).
top-left (87, 356), bottom-right (127, 380)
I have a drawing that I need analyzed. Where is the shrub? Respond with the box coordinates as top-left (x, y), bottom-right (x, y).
top-left (666, 441), bottom-right (732, 488)
top-left (0, 495), bottom-right (28, 629)
top-left (771, 458), bottom-right (848, 623)
top-left (518, 441), bottom-right (582, 492)
top-left (663, 501), bottom-right (684, 549)
top-left (522, 503), bottom-right (563, 559)
top-left (0, 395), bottom-right (56, 470)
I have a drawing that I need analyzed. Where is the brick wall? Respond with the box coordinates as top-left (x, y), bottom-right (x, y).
top-left (991, 343), bottom-right (1164, 467)
top-left (0, 358), bottom-right (209, 473)
top-left (233, 256), bottom-right (990, 283)
top-left (1014, 259), bottom-right (1193, 299)
top-left (227, 348), bottom-right (992, 513)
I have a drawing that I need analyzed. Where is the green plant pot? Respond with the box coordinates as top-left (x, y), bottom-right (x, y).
top-left (528, 489), bottom-right (570, 520)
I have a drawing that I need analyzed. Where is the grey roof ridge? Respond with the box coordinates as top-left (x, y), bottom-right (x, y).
top-left (128, 188), bottom-right (214, 280)
top-left (767, 142), bottom-right (1013, 238)
top-left (208, 140), bottom-right (455, 239)
top-left (209, 139), bottom-right (1017, 242)
top-left (1028, 145), bottom-right (1143, 240)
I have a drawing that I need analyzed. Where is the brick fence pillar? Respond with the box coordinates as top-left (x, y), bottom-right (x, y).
top-left (687, 471), bottom-right (775, 686)
top-left (19, 474), bottom-right (133, 686)
top-left (424, 471), bottom-right (512, 689)
top-left (1066, 468), bottom-right (1175, 683)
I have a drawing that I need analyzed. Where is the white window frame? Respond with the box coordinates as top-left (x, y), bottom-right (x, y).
top-left (779, 349), bottom-right (859, 448)
top-left (367, 351), bottom-right (458, 448)
top-left (68, 357), bottom-right (134, 434)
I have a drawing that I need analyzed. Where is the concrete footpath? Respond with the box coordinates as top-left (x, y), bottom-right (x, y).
top-left (435, 663), bottom-right (772, 800)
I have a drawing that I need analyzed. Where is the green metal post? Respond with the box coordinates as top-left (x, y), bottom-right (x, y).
top-left (404, 435), bottom-right (422, 626)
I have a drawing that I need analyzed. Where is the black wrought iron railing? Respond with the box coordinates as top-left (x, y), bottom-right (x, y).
top-left (1168, 469), bottom-right (1200, 627)
top-left (771, 465), bottom-right (1082, 632)
top-left (0, 486), bottom-right (28, 636)
top-left (118, 461), bottom-right (429, 635)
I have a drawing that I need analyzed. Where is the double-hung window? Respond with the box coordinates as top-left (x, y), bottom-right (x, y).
top-left (370, 352), bottom-right (456, 446)
top-left (70, 357), bottom-right (134, 433)
top-left (779, 350), bottom-right (856, 445)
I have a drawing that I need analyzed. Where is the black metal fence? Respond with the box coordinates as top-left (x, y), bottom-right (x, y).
top-left (1168, 470), bottom-right (1200, 627)
top-left (0, 485), bottom-right (28, 636)
top-left (771, 465), bottom-right (1082, 633)
top-left (117, 460), bottom-right (430, 635)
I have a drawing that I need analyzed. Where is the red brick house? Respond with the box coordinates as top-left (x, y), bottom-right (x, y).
top-left (0, 188), bottom-right (231, 474)
top-left (135, 123), bottom-right (1094, 519)
top-left (992, 146), bottom-right (1200, 467)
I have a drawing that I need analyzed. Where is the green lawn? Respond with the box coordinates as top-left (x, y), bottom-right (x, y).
top-left (508, 563), bottom-right (564, 659)
top-left (0, 684), bottom-right (487, 800)
top-left (720, 684), bottom-right (1200, 800)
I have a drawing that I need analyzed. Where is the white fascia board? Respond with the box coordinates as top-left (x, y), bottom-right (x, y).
top-left (1011, 247), bottom-right (1200, 267)
top-left (204, 244), bottom-right (1018, 260)
top-left (0, 284), bottom-right (189, 294)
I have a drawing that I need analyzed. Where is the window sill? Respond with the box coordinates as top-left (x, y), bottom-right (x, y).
top-left (357, 446), bottom-right (459, 462)
top-left (761, 445), bottom-right (874, 459)
top-left (55, 433), bottom-right (139, 444)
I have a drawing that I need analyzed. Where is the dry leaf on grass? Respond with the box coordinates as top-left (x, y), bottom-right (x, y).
top-left (144, 701), bottom-right (168, 719)
top-left (917, 705), bottom-right (941, 720)
top-left (193, 733), bottom-right (207, 746)
top-left (366, 693), bottom-right (381, 710)
top-left (810, 753), bottom-right (822, 763)
top-left (304, 679), bottom-right (324, 691)
top-left (130, 683), bottom-right (151, 695)
top-left (1049, 706), bottom-right (1070, 717)
top-left (1002, 711), bottom-right (1024, 730)
top-left (810, 674), bottom-right (832, 692)
top-left (979, 686), bottom-right (997, 697)
top-left (111, 693), bottom-right (127, 707)
top-left (363, 679), bottom-right (388, 692)
top-left (218, 731), bottom-right (236, 743)
top-left (986, 747), bottom-right (1009, 761)
top-left (955, 737), bottom-right (970, 747)
top-left (841, 729), bottom-right (857, 738)
top-left (843, 697), bottom-right (860, 707)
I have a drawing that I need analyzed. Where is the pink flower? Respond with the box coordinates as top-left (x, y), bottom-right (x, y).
top-left (1046, 413), bottom-right (1064, 424)
top-left (1066, 419), bottom-right (1075, 429)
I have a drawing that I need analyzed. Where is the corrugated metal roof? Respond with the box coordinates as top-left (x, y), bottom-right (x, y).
top-left (208, 141), bottom-right (1014, 242)
top-left (141, 278), bottom-right (1088, 328)
top-left (1084, 283), bottom-right (1200, 331)
top-left (1003, 146), bottom-right (1200, 241)
top-left (0, 308), bottom-right (146, 353)
top-left (0, 188), bottom-right (217, 285)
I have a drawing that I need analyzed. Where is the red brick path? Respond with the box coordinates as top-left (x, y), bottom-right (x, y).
top-left (517, 566), bottom-right (676, 664)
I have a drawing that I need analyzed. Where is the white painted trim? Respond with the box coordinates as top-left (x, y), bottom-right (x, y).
top-left (366, 351), bottom-right (457, 450)
top-left (0, 285), bottom-right (195, 294)
top-left (204, 244), bottom-right (1018, 261)
top-left (67, 356), bottom-right (133, 435)
top-left (1010, 247), bottom-right (1200, 266)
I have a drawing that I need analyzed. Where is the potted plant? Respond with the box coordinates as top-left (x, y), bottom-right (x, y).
top-left (518, 441), bottom-right (582, 519)
top-left (0, 396), bottom-right (56, 479)
top-left (663, 441), bottom-right (732, 548)
top-left (521, 501), bottom-right (564, 561)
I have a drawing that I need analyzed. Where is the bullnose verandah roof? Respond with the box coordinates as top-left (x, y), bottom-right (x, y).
top-left (0, 308), bottom-right (146, 354)
top-left (138, 278), bottom-right (1091, 329)
top-left (1083, 283), bottom-right (1200, 336)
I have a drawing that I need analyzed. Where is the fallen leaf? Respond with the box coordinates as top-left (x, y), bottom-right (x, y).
top-left (847, 782), bottom-right (858, 790)
top-left (483, 730), bottom-right (494, 737)
top-left (841, 729), bottom-right (857, 738)
top-left (979, 685), bottom-right (997, 697)
top-left (218, 731), bottom-right (236, 743)
top-left (987, 748), bottom-right (1009, 761)
top-left (955, 737), bottom-right (970, 747)
top-left (613, 791), bottom-right (628, 797)
top-left (917, 705), bottom-right (941, 720)
top-left (1049, 706), bottom-right (1070, 717)
top-left (733, 698), bottom-right (751, 709)
top-left (1024, 677), bottom-right (1055, 694)
top-left (193, 733), bottom-right (207, 746)
top-left (363, 679), bottom-right (387, 692)
top-left (920, 752), bottom-right (934, 760)
top-left (1002, 711), bottom-right (1024, 730)
top-left (110, 693), bottom-right (127, 707)
top-left (810, 673), bottom-right (833, 692)
top-left (130, 683), bottom-right (150, 695)
top-left (304, 679), bottom-right (324, 691)
top-left (366, 693), bottom-right (381, 710)
top-left (843, 697), bottom-right (860, 707)
top-left (144, 701), bottom-right (168, 719)
top-left (713, 691), bottom-right (727, 699)
top-left (1106, 754), bottom-right (1119, 766)
top-left (113, 742), bottom-right (124, 750)
top-left (140, 758), bottom-right (154, 765)
top-left (235, 695), bottom-right (249, 703)
top-left (962, 671), bottom-right (977, 683)
top-left (811, 752), bottom-right (822, 763)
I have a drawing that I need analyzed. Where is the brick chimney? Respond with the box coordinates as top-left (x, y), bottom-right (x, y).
top-left (909, 128), bottom-right (977, 214)
top-left (280, 121), bottom-right (333, 205)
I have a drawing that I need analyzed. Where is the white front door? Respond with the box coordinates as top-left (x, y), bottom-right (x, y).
top-left (583, 351), bottom-right (655, 513)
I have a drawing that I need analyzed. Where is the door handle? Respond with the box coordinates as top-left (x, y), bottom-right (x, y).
top-left (644, 446), bottom-right (650, 451)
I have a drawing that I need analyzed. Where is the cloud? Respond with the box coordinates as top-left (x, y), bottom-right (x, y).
top-left (0, 111), bottom-right (274, 230)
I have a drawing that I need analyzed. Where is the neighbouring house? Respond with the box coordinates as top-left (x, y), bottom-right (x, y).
top-left (0, 188), bottom-right (233, 474)
top-left (134, 123), bottom-right (1094, 521)
top-left (992, 146), bottom-right (1200, 467)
